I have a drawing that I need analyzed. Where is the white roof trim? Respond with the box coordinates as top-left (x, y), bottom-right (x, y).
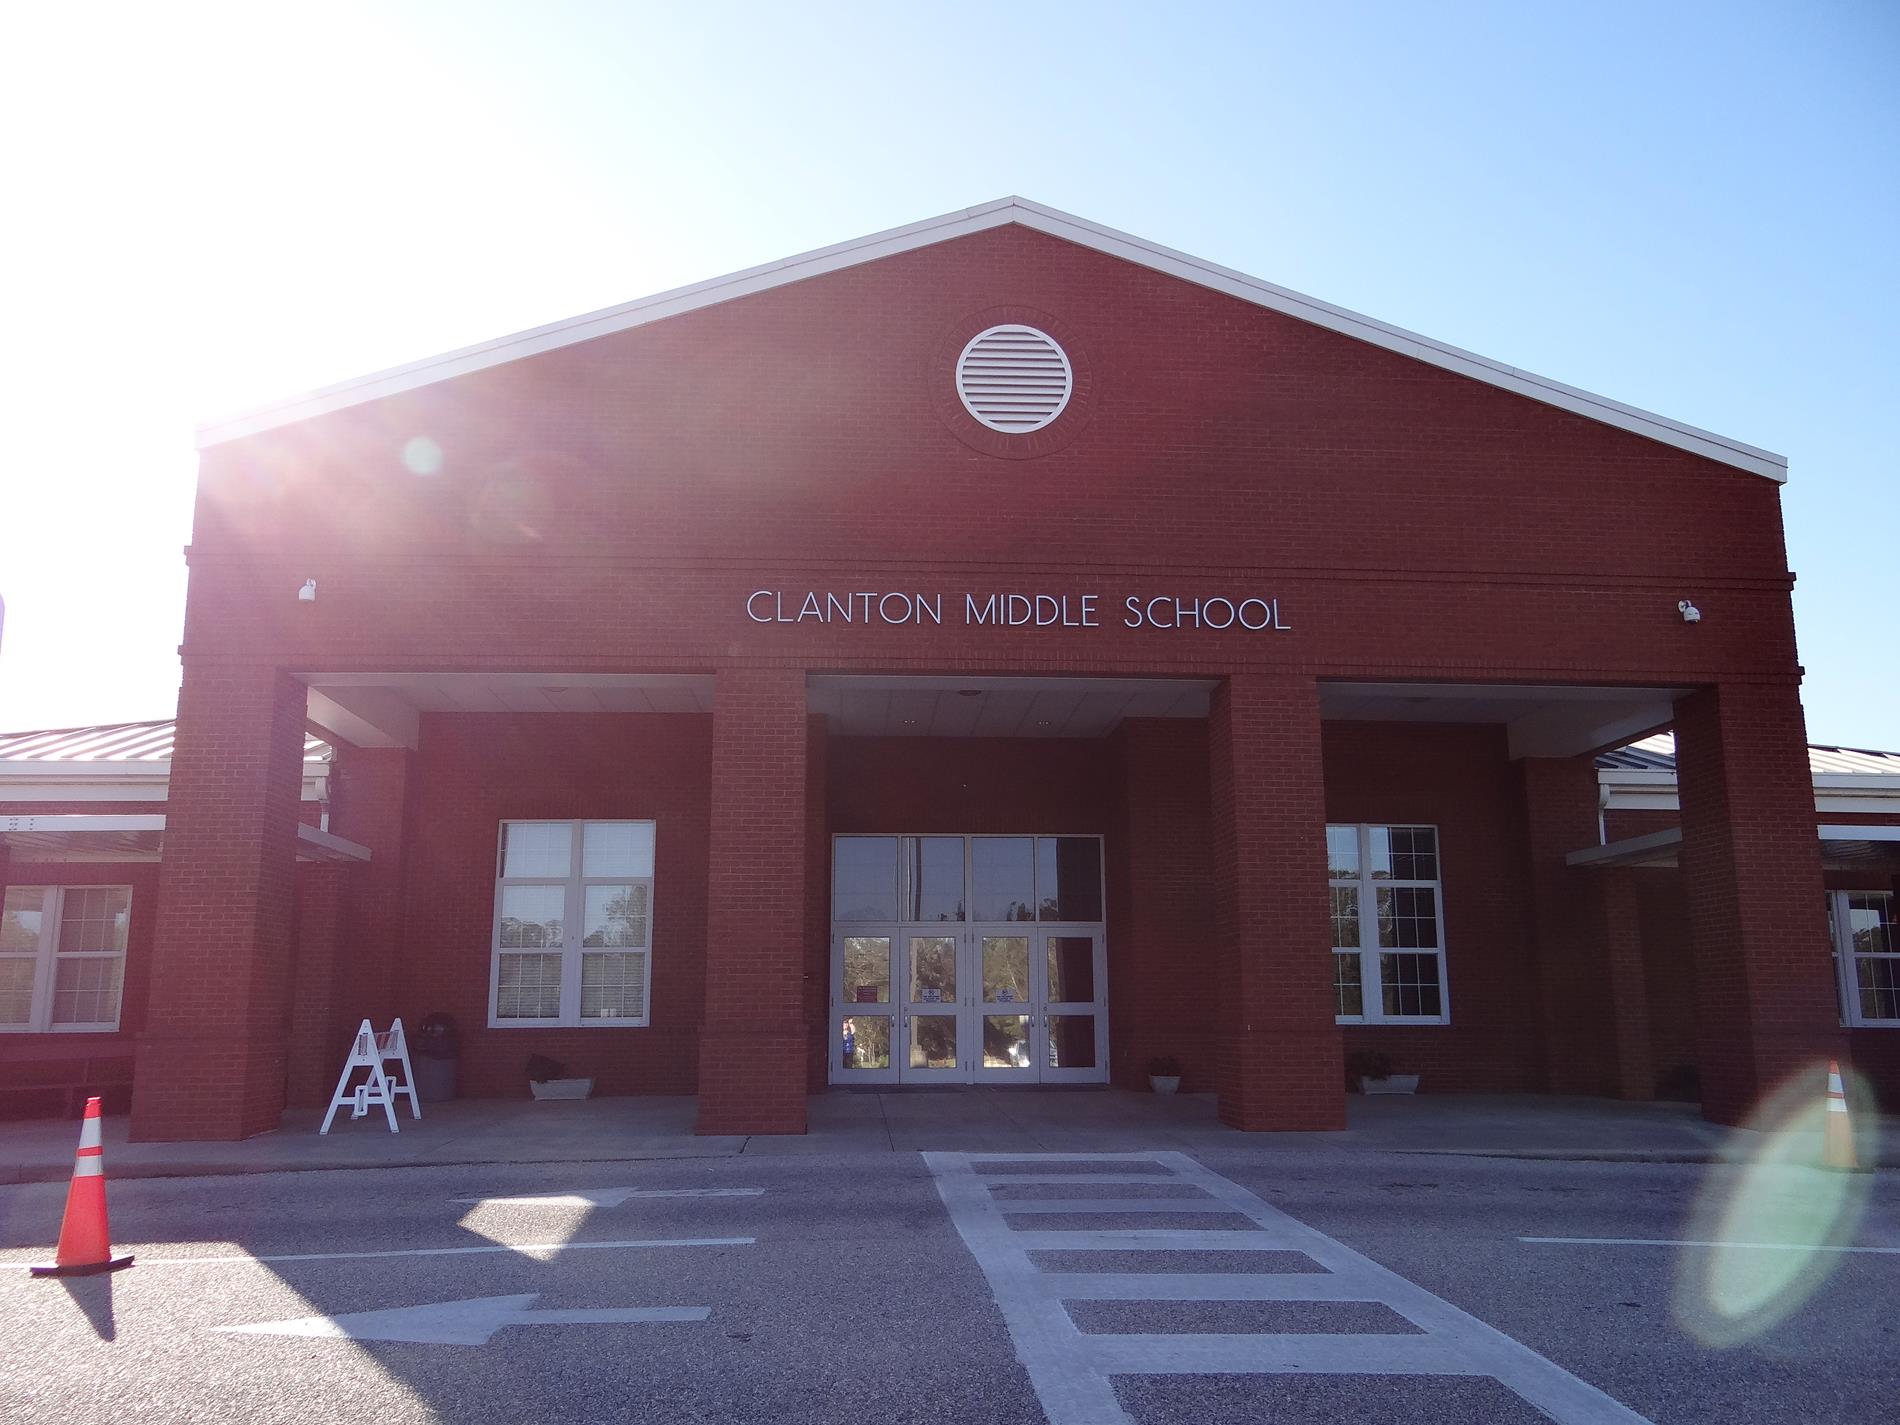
top-left (193, 197), bottom-right (1788, 481)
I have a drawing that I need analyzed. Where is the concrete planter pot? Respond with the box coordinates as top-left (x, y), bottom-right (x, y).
top-left (529, 1077), bottom-right (594, 1101)
top-left (1149, 1075), bottom-right (1181, 1096)
top-left (1360, 1074), bottom-right (1420, 1095)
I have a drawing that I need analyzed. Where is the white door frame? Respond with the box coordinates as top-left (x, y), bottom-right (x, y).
top-left (832, 925), bottom-right (900, 1084)
top-left (1036, 926), bottom-right (1109, 1083)
top-left (898, 929), bottom-right (965, 1082)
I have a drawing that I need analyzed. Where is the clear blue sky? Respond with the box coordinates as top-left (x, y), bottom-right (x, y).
top-left (2, 2), bottom-right (1894, 745)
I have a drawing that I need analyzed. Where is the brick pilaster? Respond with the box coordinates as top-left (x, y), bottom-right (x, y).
top-left (1600, 868), bottom-right (1655, 1101)
top-left (1521, 756), bottom-right (1617, 1095)
top-left (1675, 682), bottom-right (1843, 1124)
top-left (1207, 673), bottom-right (1343, 1130)
top-left (695, 667), bottom-right (809, 1134)
top-left (286, 863), bottom-right (347, 1107)
top-left (131, 664), bottom-right (307, 1139)
top-left (330, 745), bottom-right (415, 1030)
top-left (1109, 718), bottom-right (1214, 1092)
top-left (803, 714), bottom-right (830, 1093)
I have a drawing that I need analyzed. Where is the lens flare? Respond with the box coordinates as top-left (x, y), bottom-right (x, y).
top-left (1672, 1061), bottom-right (1874, 1346)
top-left (401, 435), bottom-right (444, 476)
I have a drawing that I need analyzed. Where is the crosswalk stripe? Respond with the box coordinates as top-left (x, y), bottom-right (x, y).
top-left (926, 1149), bottom-right (1655, 1425)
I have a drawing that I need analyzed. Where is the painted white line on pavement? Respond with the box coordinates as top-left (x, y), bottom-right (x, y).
top-left (90, 1236), bottom-right (755, 1267)
top-left (1522, 1236), bottom-right (1900, 1254)
top-left (214, 1294), bottom-right (711, 1345)
top-left (996, 1199), bottom-right (1236, 1215)
top-left (927, 1150), bottom-right (1655, 1425)
top-left (450, 1187), bottom-right (765, 1207)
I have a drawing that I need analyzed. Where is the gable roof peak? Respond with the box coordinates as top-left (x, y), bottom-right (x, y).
top-left (194, 196), bottom-right (1787, 482)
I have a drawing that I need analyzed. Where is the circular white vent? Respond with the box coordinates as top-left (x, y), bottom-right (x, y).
top-left (955, 325), bottom-right (1073, 433)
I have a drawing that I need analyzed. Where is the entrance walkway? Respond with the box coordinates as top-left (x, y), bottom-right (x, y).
top-left (5, 1089), bottom-right (1865, 1184)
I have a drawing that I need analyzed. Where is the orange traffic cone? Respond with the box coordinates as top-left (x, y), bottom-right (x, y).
top-left (1822, 1060), bottom-right (1859, 1172)
top-left (29, 1097), bottom-right (134, 1277)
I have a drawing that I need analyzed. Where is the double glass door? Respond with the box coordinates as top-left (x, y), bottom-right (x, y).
top-left (831, 834), bottom-right (1108, 1085)
top-left (836, 925), bottom-right (1106, 1083)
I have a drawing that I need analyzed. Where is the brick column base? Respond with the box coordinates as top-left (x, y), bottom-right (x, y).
top-left (1215, 1031), bottom-right (1349, 1131)
top-left (130, 1033), bottom-right (288, 1140)
top-left (696, 1031), bottom-right (808, 1134)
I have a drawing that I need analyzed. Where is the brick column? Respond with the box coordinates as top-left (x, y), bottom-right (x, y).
top-left (1521, 756), bottom-right (1616, 1095)
top-left (1675, 682), bottom-right (1843, 1124)
top-left (696, 667), bottom-right (809, 1135)
top-left (1207, 673), bottom-right (1343, 1130)
top-left (1109, 718), bottom-right (1214, 1092)
top-left (329, 745), bottom-right (415, 1029)
top-left (803, 714), bottom-right (830, 1093)
top-left (131, 664), bottom-right (307, 1140)
top-left (286, 863), bottom-right (347, 1107)
top-left (1600, 868), bottom-right (1655, 1101)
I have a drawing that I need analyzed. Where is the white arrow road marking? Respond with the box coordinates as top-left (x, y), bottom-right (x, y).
top-left (450, 1187), bottom-right (764, 1207)
top-left (125, 1237), bottom-right (754, 1267)
top-left (213, 1294), bottom-right (709, 1346)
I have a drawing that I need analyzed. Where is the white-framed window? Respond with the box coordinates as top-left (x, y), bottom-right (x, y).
top-left (0, 885), bottom-right (131, 1033)
top-left (1327, 824), bottom-right (1449, 1025)
top-left (489, 821), bottom-right (655, 1028)
top-left (1829, 890), bottom-right (1897, 1027)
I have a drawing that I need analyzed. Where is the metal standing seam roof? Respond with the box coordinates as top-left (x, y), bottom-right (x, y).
top-left (0, 719), bottom-right (331, 763)
top-left (1593, 732), bottom-right (1900, 778)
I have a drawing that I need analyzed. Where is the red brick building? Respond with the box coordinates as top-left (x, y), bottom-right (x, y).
top-left (3, 198), bottom-right (1893, 1139)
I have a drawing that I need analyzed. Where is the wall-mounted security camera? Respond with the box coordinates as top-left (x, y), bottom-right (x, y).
top-left (298, 579), bottom-right (318, 603)
top-left (1677, 599), bottom-right (1701, 624)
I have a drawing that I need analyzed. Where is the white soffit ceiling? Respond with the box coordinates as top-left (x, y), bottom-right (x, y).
top-left (194, 197), bottom-right (1787, 482)
top-left (302, 673), bottom-right (716, 749)
top-left (1319, 682), bottom-right (1686, 760)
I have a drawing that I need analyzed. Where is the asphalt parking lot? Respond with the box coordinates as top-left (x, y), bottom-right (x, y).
top-left (1, 1138), bottom-right (1893, 1424)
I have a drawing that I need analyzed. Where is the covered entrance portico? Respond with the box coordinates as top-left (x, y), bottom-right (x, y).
top-left (117, 661), bottom-right (1847, 1141)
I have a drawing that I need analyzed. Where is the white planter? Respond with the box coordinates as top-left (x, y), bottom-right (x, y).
top-left (1360, 1074), bottom-right (1419, 1095)
top-left (529, 1077), bottom-right (594, 1100)
top-left (1150, 1075), bottom-right (1181, 1096)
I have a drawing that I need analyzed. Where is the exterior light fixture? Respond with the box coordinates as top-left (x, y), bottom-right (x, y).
top-left (1677, 599), bottom-right (1702, 624)
top-left (298, 579), bottom-right (318, 603)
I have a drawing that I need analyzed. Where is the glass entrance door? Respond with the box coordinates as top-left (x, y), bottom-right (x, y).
top-left (975, 931), bottom-right (1035, 1081)
top-left (900, 933), bottom-right (962, 1081)
top-left (1039, 928), bottom-right (1107, 1082)
top-left (829, 834), bottom-right (1108, 1086)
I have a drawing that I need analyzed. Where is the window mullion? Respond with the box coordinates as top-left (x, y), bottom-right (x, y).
top-left (34, 887), bottom-right (59, 1031)
top-left (564, 822), bottom-right (586, 1025)
top-left (1357, 826), bottom-right (1381, 1024)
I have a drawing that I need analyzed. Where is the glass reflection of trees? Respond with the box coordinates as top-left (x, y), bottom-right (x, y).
top-left (912, 1016), bottom-right (956, 1068)
top-left (909, 937), bottom-right (956, 1000)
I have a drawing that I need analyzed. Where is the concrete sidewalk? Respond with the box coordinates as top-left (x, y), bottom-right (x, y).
top-left (7, 1088), bottom-right (1884, 1183)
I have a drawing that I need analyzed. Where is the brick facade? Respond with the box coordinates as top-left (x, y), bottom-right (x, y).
top-left (3, 215), bottom-right (1866, 1136)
